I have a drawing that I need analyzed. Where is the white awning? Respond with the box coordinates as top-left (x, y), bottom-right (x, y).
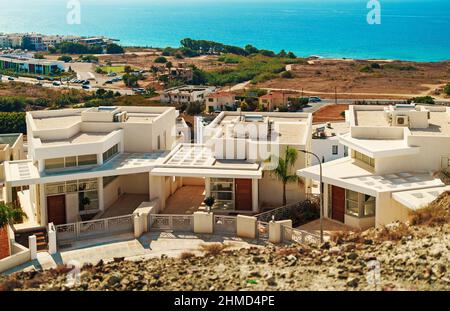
top-left (151, 167), bottom-right (262, 179)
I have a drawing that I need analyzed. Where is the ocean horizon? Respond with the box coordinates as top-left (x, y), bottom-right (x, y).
top-left (0, 0), bottom-right (449, 62)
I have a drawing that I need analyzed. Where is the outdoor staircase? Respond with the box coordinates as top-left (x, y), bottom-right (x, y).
top-left (35, 231), bottom-right (48, 252)
top-left (14, 228), bottom-right (48, 252)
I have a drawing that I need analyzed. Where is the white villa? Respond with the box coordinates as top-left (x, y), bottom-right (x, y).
top-left (160, 85), bottom-right (216, 105)
top-left (311, 122), bottom-right (349, 165)
top-left (0, 107), bottom-right (312, 234)
top-left (299, 104), bottom-right (450, 230)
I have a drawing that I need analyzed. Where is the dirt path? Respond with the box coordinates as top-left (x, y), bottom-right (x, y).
top-left (259, 87), bottom-right (450, 101)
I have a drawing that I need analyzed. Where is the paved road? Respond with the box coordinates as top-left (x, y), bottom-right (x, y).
top-left (0, 74), bottom-right (133, 95)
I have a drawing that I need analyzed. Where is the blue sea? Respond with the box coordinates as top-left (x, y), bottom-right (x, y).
top-left (0, 0), bottom-right (449, 61)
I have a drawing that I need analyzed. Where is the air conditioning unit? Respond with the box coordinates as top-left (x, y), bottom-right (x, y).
top-left (395, 115), bottom-right (409, 127)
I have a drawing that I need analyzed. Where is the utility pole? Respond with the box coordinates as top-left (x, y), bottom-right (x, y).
top-left (334, 86), bottom-right (338, 105)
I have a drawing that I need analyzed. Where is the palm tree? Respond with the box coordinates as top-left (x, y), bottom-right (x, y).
top-left (271, 146), bottom-right (299, 206)
top-left (0, 203), bottom-right (26, 228)
top-left (0, 203), bottom-right (26, 259)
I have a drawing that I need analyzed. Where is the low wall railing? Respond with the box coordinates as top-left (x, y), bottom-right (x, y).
top-left (280, 224), bottom-right (321, 246)
top-left (213, 215), bottom-right (237, 234)
top-left (148, 214), bottom-right (194, 232)
top-left (55, 214), bottom-right (134, 244)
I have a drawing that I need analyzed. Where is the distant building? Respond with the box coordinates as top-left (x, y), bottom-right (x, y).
top-left (205, 91), bottom-right (236, 112)
top-left (0, 36), bottom-right (10, 48)
top-left (0, 54), bottom-right (65, 75)
top-left (23, 34), bottom-right (45, 51)
top-left (79, 37), bottom-right (112, 47)
top-left (161, 85), bottom-right (216, 104)
top-left (311, 122), bottom-right (349, 165)
top-left (258, 91), bottom-right (296, 111)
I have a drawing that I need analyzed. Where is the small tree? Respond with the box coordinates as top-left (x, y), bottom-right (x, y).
top-left (154, 56), bottom-right (168, 64)
top-left (444, 82), bottom-right (450, 96)
top-left (0, 203), bottom-right (26, 259)
top-left (204, 196), bottom-right (215, 212)
top-left (271, 146), bottom-right (299, 206)
top-left (0, 203), bottom-right (26, 228)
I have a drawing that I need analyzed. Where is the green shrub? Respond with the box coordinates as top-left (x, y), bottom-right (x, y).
top-left (360, 66), bottom-right (373, 73)
top-left (444, 82), bottom-right (450, 95)
top-left (0, 112), bottom-right (26, 134)
top-left (370, 63), bottom-right (381, 69)
top-left (106, 43), bottom-right (124, 54)
top-left (281, 71), bottom-right (294, 79)
top-left (382, 63), bottom-right (417, 71)
top-left (58, 55), bottom-right (72, 62)
top-left (411, 96), bottom-right (435, 105)
top-left (154, 56), bottom-right (168, 63)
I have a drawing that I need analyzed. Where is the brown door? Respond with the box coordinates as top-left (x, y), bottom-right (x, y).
top-left (235, 179), bottom-right (252, 211)
top-left (331, 186), bottom-right (345, 223)
top-left (47, 195), bottom-right (66, 225)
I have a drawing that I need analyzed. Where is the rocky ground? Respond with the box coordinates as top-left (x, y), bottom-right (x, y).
top-left (0, 222), bottom-right (449, 291)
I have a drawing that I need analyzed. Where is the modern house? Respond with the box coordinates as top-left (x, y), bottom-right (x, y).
top-left (160, 85), bottom-right (216, 105)
top-left (299, 104), bottom-right (450, 230)
top-left (259, 91), bottom-right (296, 111)
top-left (0, 108), bottom-right (313, 238)
top-left (205, 91), bottom-right (236, 112)
top-left (200, 111), bottom-right (313, 210)
top-left (0, 54), bottom-right (65, 75)
top-left (311, 122), bottom-right (349, 165)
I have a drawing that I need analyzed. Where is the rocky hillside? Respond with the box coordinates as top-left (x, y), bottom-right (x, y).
top-left (0, 223), bottom-right (449, 291)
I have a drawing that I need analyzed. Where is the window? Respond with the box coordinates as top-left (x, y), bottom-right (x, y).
top-left (332, 145), bottom-right (339, 155)
top-left (345, 190), bottom-right (360, 217)
top-left (44, 158), bottom-right (65, 170)
top-left (352, 150), bottom-right (375, 168)
top-left (103, 144), bottom-right (119, 163)
top-left (44, 155), bottom-right (98, 170)
top-left (210, 178), bottom-right (234, 210)
top-left (65, 156), bottom-right (77, 168)
top-left (345, 190), bottom-right (376, 218)
top-left (78, 154), bottom-right (97, 167)
top-left (157, 135), bottom-right (161, 150)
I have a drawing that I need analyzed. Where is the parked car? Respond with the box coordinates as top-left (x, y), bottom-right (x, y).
top-left (82, 85), bottom-right (90, 90)
top-left (52, 81), bottom-right (61, 86)
top-left (309, 96), bottom-right (322, 103)
top-left (82, 80), bottom-right (90, 85)
top-left (7, 77), bottom-right (14, 81)
top-left (36, 76), bottom-right (44, 81)
top-left (133, 88), bottom-right (145, 94)
top-left (105, 80), bottom-right (113, 84)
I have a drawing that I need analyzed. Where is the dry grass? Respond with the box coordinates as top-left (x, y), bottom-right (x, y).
top-left (433, 170), bottom-right (450, 185)
top-left (179, 252), bottom-right (196, 260)
top-left (409, 191), bottom-right (450, 226)
top-left (199, 243), bottom-right (229, 256)
top-left (375, 222), bottom-right (412, 241)
top-left (276, 247), bottom-right (303, 257)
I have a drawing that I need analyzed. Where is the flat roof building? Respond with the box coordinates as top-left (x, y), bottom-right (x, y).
top-left (299, 104), bottom-right (450, 229)
top-left (0, 54), bottom-right (65, 75)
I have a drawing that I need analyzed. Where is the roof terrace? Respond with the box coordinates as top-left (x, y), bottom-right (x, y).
top-left (351, 105), bottom-right (450, 136)
top-left (206, 111), bottom-right (312, 145)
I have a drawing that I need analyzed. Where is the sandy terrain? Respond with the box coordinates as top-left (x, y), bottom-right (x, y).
top-left (313, 104), bottom-right (348, 123)
top-left (258, 59), bottom-right (450, 100)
